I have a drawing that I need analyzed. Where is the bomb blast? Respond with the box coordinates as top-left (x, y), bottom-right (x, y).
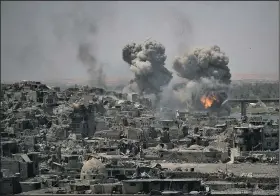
top-left (172, 45), bottom-right (231, 114)
top-left (122, 40), bottom-right (173, 104)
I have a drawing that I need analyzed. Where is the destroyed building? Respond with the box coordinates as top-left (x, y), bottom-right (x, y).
top-left (0, 80), bottom-right (279, 196)
top-left (69, 102), bottom-right (96, 138)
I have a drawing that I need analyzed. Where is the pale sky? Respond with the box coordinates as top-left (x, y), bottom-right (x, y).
top-left (1, 1), bottom-right (279, 83)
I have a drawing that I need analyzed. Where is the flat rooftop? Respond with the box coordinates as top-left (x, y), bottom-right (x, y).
top-left (156, 163), bottom-right (279, 178)
top-left (123, 178), bottom-right (202, 183)
top-left (212, 189), bottom-right (279, 196)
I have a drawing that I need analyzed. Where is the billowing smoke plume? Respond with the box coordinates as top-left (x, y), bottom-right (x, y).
top-left (78, 43), bottom-right (106, 88)
top-left (122, 40), bottom-right (173, 102)
top-left (173, 45), bottom-right (231, 83)
top-left (173, 45), bottom-right (231, 113)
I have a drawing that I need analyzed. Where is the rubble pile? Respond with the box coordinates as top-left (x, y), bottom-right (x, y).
top-left (0, 80), bottom-right (278, 196)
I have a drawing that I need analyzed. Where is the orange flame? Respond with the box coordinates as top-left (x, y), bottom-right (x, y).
top-left (200, 93), bottom-right (219, 109)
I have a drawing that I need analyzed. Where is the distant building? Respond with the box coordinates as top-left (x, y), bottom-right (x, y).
top-left (94, 129), bottom-right (121, 140)
top-left (127, 93), bottom-right (139, 102)
top-left (234, 125), bottom-right (263, 151)
top-left (234, 122), bottom-right (279, 151)
top-left (70, 103), bottom-right (96, 138)
top-left (1, 140), bottom-right (19, 157)
top-left (122, 178), bottom-right (208, 194)
top-left (0, 176), bottom-right (21, 195)
top-left (263, 122), bottom-right (279, 151)
top-left (158, 120), bottom-right (175, 129)
top-left (2, 153), bottom-right (39, 180)
top-left (176, 110), bottom-right (189, 121)
top-left (53, 86), bottom-right (61, 92)
top-left (43, 91), bottom-right (58, 107)
top-left (95, 118), bottom-right (108, 132)
top-left (62, 154), bottom-right (83, 171)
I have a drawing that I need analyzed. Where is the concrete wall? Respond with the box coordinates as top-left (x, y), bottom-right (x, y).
top-left (229, 176), bottom-right (279, 184)
top-left (2, 160), bottom-right (19, 175)
top-left (26, 90), bottom-right (37, 102)
top-left (126, 128), bottom-right (138, 140)
top-left (79, 121), bottom-right (89, 137)
top-left (263, 137), bottom-right (279, 150)
top-left (0, 178), bottom-right (14, 195)
top-left (20, 182), bottom-right (41, 192)
top-left (211, 192), bottom-right (277, 196)
top-left (122, 181), bottom-right (201, 194)
top-left (240, 151), bottom-right (279, 159)
top-left (2, 160), bottom-right (28, 180)
top-left (19, 162), bottom-right (28, 180)
top-left (13, 92), bottom-right (22, 101)
top-left (121, 110), bottom-right (139, 118)
top-left (164, 171), bottom-right (206, 178)
top-left (66, 158), bottom-right (82, 170)
top-left (164, 171), bottom-right (279, 185)
top-left (25, 136), bottom-right (36, 151)
top-left (160, 150), bottom-right (223, 163)
top-left (106, 108), bottom-right (120, 116)
top-left (88, 112), bottom-right (96, 137)
top-left (28, 153), bottom-right (40, 176)
top-left (230, 148), bottom-right (240, 161)
top-left (127, 93), bottom-right (139, 102)
top-left (95, 120), bottom-right (107, 132)
top-left (91, 183), bottom-right (121, 194)
top-left (205, 182), bottom-right (235, 191)
top-left (122, 182), bottom-right (144, 194)
top-left (43, 93), bottom-right (58, 106)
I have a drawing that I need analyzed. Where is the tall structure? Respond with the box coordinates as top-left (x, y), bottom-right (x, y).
top-left (70, 102), bottom-right (96, 138)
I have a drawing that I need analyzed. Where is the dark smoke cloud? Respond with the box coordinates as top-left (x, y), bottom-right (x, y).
top-left (173, 45), bottom-right (232, 111)
top-left (122, 40), bottom-right (173, 98)
top-left (173, 45), bottom-right (231, 84)
top-left (77, 43), bottom-right (106, 88)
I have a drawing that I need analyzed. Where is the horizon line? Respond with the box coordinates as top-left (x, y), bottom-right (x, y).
top-left (2, 73), bottom-right (278, 84)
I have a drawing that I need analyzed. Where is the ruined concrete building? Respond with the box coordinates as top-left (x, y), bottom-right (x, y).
top-left (0, 80), bottom-right (279, 196)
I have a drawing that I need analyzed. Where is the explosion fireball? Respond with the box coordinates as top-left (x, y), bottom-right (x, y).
top-left (172, 45), bottom-right (231, 114)
top-left (200, 92), bottom-right (220, 109)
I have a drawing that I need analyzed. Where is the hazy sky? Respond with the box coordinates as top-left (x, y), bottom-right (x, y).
top-left (1, 1), bottom-right (279, 83)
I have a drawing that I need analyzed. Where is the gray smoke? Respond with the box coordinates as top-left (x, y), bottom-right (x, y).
top-left (172, 45), bottom-right (231, 111)
top-left (77, 43), bottom-right (106, 88)
top-left (51, 2), bottom-right (113, 87)
top-left (166, 7), bottom-right (193, 54)
top-left (122, 40), bottom-right (173, 102)
top-left (173, 45), bottom-right (231, 84)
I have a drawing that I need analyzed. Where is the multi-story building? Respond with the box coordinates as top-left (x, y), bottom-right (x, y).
top-left (234, 121), bottom-right (279, 151)
top-left (233, 125), bottom-right (263, 151)
top-left (43, 91), bottom-right (58, 107)
top-left (263, 122), bottom-right (279, 151)
top-left (70, 103), bottom-right (96, 138)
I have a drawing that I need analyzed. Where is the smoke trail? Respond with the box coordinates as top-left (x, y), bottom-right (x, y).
top-left (77, 43), bottom-right (106, 88)
top-left (50, 2), bottom-right (113, 87)
top-left (173, 45), bottom-right (231, 112)
top-left (122, 40), bottom-right (173, 103)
